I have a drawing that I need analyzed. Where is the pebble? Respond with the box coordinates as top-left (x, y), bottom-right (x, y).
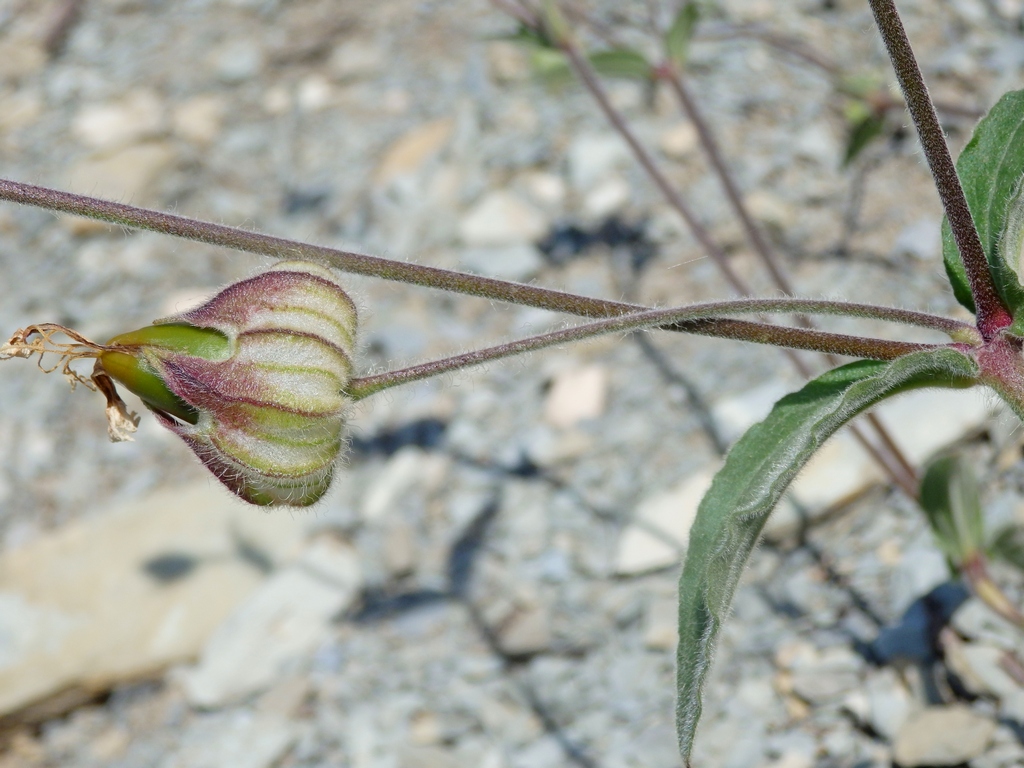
top-left (581, 176), bottom-right (631, 220)
top-left (0, 484), bottom-right (302, 721)
top-left (496, 605), bottom-right (552, 657)
top-left (212, 40), bottom-right (265, 83)
top-left (892, 705), bottom-right (997, 767)
top-left (613, 465), bottom-right (717, 575)
top-left (658, 123), bottom-right (699, 160)
top-left (458, 244), bottom-right (545, 281)
top-left (172, 95), bottom-right (225, 146)
top-left (458, 190), bottom-right (548, 247)
top-left (72, 90), bottom-right (165, 150)
top-left (360, 447), bottom-right (448, 523)
top-left (542, 364), bottom-right (609, 429)
top-left (65, 141), bottom-right (176, 204)
top-left (181, 538), bottom-right (361, 708)
top-left (787, 646), bottom-right (863, 704)
top-left (567, 132), bottom-right (631, 189)
top-left (374, 118), bottom-right (454, 188)
top-left (159, 712), bottom-right (297, 768)
top-left (329, 39), bottom-right (387, 81)
top-left (642, 596), bottom-right (679, 651)
top-left (893, 217), bottom-right (942, 262)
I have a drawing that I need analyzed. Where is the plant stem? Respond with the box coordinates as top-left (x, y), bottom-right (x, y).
top-left (868, 0), bottom-right (1012, 339)
top-left (555, 14), bottom-right (921, 493)
top-left (556, 41), bottom-right (749, 296)
top-left (0, 179), bottom-right (968, 336)
top-left (0, 178), bottom-right (637, 318)
top-left (348, 304), bottom-right (944, 399)
top-left (660, 65), bottom-right (925, 491)
top-left (662, 67), bottom-right (793, 294)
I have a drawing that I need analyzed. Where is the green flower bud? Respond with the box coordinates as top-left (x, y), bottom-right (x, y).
top-left (98, 261), bottom-right (358, 507)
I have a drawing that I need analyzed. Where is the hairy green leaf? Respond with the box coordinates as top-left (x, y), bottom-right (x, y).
top-left (919, 454), bottom-right (985, 567)
top-left (676, 348), bottom-right (979, 764)
top-left (665, 2), bottom-right (700, 67)
top-left (941, 89), bottom-right (1024, 319)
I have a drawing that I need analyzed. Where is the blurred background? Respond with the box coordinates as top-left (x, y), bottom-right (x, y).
top-left (0, 0), bottom-right (1022, 766)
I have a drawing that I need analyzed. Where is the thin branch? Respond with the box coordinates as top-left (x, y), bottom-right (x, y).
top-left (555, 39), bottom-right (749, 296)
top-left (0, 178), bottom-right (640, 319)
top-left (868, 0), bottom-right (1011, 338)
top-left (662, 68), bottom-right (794, 294)
top-left (0, 180), bottom-right (969, 337)
top-left (348, 301), bottom-right (948, 399)
top-left (553, 9), bottom-right (924, 491)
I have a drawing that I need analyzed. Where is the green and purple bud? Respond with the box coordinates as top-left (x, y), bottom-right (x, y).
top-left (97, 261), bottom-right (358, 507)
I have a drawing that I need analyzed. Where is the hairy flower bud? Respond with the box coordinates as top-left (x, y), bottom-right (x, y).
top-left (98, 261), bottom-right (358, 506)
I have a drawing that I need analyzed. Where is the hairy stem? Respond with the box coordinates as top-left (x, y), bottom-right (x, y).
top-left (348, 301), bottom-right (947, 399)
top-left (662, 67), bottom-right (793, 293)
top-left (868, 0), bottom-right (1011, 338)
top-left (556, 40), bottom-right (749, 295)
top-left (554, 10), bottom-right (922, 492)
top-left (0, 179), bottom-right (967, 336)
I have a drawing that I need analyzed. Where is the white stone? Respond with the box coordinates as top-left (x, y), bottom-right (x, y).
top-left (497, 606), bottom-right (551, 656)
top-left (458, 190), bottom-right (547, 247)
top-left (181, 538), bottom-right (360, 708)
top-left (875, 388), bottom-right (992, 466)
top-left (519, 171), bottom-right (566, 208)
top-left (0, 484), bottom-right (304, 719)
top-left (374, 118), bottom-right (454, 188)
top-left (459, 244), bottom-right (545, 281)
top-left (582, 176), bottom-right (630, 219)
top-left (213, 40), bottom-right (264, 83)
top-left (297, 75), bottom-right (333, 112)
top-left (711, 380), bottom-right (793, 444)
top-left (893, 705), bottom-right (996, 767)
top-left (793, 122), bottom-right (839, 166)
top-left (329, 39), bottom-right (386, 81)
top-left (567, 132), bottom-right (630, 189)
top-left (614, 466), bottom-right (718, 575)
top-left (866, 668), bottom-right (913, 740)
top-left (72, 90), bottom-right (164, 150)
top-left (65, 141), bottom-right (176, 204)
top-left (952, 643), bottom-right (1019, 698)
top-left (659, 123), bottom-right (698, 160)
top-left (173, 95), bottom-right (225, 145)
top-left (642, 597), bottom-right (678, 650)
top-left (893, 217), bottom-right (941, 262)
top-left (159, 712), bottom-right (297, 768)
top-left (789, 646), bottom-right (863, 704)
top-left (361, 447), bottom-right (447, 522)
top-left (543, 365), bottom-right (609, 429)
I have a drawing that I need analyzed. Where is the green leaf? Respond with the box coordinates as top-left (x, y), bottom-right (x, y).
top-left (665, 2), bottom-right (700, 67)
top-left (919, 454), bottom-right (985, 567)
top-left (990, 524), bottom-right (1024, 571)
top-left (589, 49), bottom-right (653, 81)
top-left (675, 348), bottom-right (979, 764)
top-left (941, 89), bottom-right (1024, 319)
top-left (843, 110), bottom-right (886, 167)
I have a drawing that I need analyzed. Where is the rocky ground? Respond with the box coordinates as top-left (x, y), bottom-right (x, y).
top-left (1, 0), bottom-right (1024, 766)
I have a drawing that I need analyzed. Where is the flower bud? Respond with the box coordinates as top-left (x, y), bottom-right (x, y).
top-left (98, 261), bottom-right (358, 506)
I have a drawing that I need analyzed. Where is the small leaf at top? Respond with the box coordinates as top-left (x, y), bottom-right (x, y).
top-left (665, 2), bottom-right (700, 67)
top-left (941, 89), bottom-right (1024, 319)
top-left (588, 49), bottom-right (653, 81)
top-left (676, 348), bottom-right (979, 764)
top-left (843, 110), bottom-right (886, 167)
